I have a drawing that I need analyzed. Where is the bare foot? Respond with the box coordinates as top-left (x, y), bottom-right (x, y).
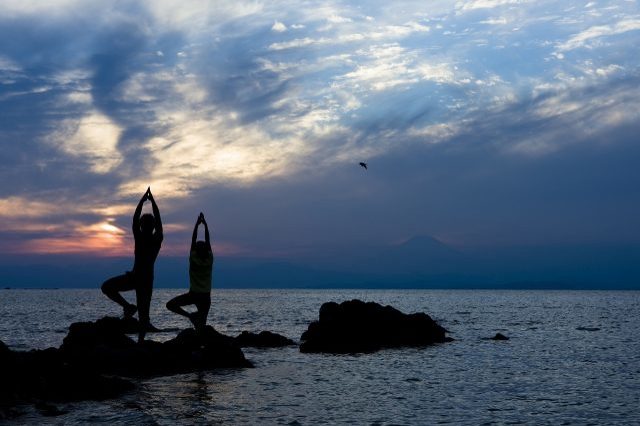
top-left (124, 304), bottom-right (138, 319)
top-left (145, 323), bottom-right (160, 332)
top-left (188, 313), bottom-right (199, 329)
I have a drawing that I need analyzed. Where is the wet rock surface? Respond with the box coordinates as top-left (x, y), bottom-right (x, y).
top-left (60, 317), bottom-right (253, 376)
top-left (490, 333), bottom-right (510, 340)
top-left (0, 316), bottom-right (255, 416)
top-left (235, 330), bottom-right (296, 348)
top-left (300, 299), bottom-right (450, 353)
top-left (0, 338), bottom-right (133, 419)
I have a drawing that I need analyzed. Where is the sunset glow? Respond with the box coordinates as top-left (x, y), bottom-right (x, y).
top-left (0, 0), bottom-right (638, 259)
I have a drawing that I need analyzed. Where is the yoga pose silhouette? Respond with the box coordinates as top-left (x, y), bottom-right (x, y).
top-left (166, 212), bottom-right (213, 331)
top-left (101, 187), bottom-right (163, 342)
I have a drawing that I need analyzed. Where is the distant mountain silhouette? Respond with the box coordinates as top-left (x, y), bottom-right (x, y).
top-left (1, 240), bottom-right (639, 289)
top-left (309, 235), bottom-right (463, 275)
top-left (383, 235), bottom-right (462, 273)
top-left (396, 235), bottom-right (456, 252)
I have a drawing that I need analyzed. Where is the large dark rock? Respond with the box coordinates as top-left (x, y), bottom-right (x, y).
top-left (490, 333), bottom-right (509, 340)
top-left (0, 344), bottom-right (134, 410)
top-left (0, 339), bottom-right (9, 356)
top-left (0, 316), bottom-right (254, 416)
top-left (300, 299), bottom-right (449, 353)
top-left (235, 331), bottom-right (295, 348)
top-left (61, 317), bottom-right (253, 376)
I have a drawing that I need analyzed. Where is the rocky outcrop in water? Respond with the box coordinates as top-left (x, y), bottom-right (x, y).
top-left (490, 333), bottom-right (509, 340)
top-left (61, 317), bottom-right (253, 377)
top-left (0, 338), bottom-right (133, 419)
top-left (235, 330), bottom-right (295, 348)
top-left (0, 316), bottom-right (255, 417)
top-left (300, 299), bottom-right (450, 353)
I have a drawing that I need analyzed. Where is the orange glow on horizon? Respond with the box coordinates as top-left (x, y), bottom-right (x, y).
top-left (15, 238), bottom-right (249, 257)
top-left (5, 219), bottom-right (245, 257)
top-left (18, 220), bottom-right (129, 256)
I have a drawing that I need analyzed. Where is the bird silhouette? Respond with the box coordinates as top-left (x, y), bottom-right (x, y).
top-left (359, 162), bottom-right (368, 170)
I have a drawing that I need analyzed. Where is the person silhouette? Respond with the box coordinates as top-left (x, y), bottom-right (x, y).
top-left (101, 187), bottom-right (163, 342)
top-left (166, 212), bottom-right (213, 331)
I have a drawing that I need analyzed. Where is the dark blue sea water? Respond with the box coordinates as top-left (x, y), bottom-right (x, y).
top-left (1, 289), bottom-right (639, 425)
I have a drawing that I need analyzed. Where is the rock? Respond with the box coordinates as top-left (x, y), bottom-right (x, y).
top-left (1, 316), bottom-right (254, 416)
top-left (0, 345), bottom-right (134, 409)
top-left (490, 333), bottom-right (509, 340)
top-left (61, 317), bottom-right (252, 376)
top-left (235, 331), bottom-right (295, 348)
top-left (0, 406), bottom-right (22, 421)
top-left (300, 299), bottom-right (449, 353)
top-left (63, 316), bottom-right (138, 350)
top-left (62, 316), bottom-right (156, 337)
top-left (35, 402), bottom-right (69, 417)
top-left (0, 339), bottom-right (9, 355)
top-left (0, 340), bottom-right (10, 366)
top-left (576, 327), bottom-right (600, 332)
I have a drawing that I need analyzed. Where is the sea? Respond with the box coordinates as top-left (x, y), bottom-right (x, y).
top-left (1, 289), bottom-right (639, 425)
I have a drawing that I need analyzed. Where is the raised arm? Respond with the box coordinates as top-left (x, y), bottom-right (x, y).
top-left (202, 218), bottom-right (211, 249)
top-left (132, 188), bottom-right (148, 235)
top-left (193, 212), bottom-right (212, 250)
top-left (147, 189), bottom-right (163, 239)
top-left (191, 215), bottom-right (201, 251)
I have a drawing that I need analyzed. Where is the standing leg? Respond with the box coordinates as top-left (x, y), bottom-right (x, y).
top-left (101, 273), bottom-right (137, 317)
top-left (136, 280), bottom-right (153, 343)
top-left (193, 293), bottom-right (211, 330)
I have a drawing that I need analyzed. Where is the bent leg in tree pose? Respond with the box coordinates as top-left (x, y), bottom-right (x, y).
top-left (167, 212), bottom-right (213, 331)
top-left (101, 187), bottom-right (163, 342)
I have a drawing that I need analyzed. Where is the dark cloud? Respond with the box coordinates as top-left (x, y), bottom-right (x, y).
top-left (147, 73), bottom-right (640, 256)
top-left (188, 28), bottom-right (298, 124)
top-left (0, 0), bottom-right (638, 289)
top-left (0, 4), bottom-right (185, 198)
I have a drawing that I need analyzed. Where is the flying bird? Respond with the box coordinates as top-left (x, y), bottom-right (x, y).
top-left (359, 162), bottom-right (368, 170)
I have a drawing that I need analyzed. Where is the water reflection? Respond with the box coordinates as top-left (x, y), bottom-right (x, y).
top-left (1, 289), bottom-right (640, 424)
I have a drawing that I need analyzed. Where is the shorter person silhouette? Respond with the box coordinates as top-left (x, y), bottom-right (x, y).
top-left (166, 213), bottom-right (213, 330)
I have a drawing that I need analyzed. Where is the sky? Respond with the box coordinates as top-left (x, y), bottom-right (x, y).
top-left (1, 0), bottom-right (639, 269)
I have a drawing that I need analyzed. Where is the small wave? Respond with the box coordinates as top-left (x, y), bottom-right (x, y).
top-left (156, 327), bottom-right (183, 333)
top-left (576, 327), bottom-right (601, 331)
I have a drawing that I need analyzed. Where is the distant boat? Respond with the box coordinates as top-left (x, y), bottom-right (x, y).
top-left (359, 162), bottom-right (368, 170)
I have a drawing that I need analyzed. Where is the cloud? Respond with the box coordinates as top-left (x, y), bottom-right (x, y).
top-left (459, 75), bottom-right (640, 156)
top-left (479, 17), bottom-right (508, 25)
top-left (268, 21), bottom-right (429, 50)
top-left (117, 111), bottom-right (309, 197)
top-left (457, 0), bottom-right (527, 11)
top-left (0, 197), bottom-right (61, 220)
top-left (334, 43), bottom-right (467, 94)
top-left (15, 220), bottom-right (128, 256)
top-left (327, 14), bottom-right (352, 24)
top-left (0, 0), bottom-right (639, 257)
top-left (271, 21), bottom-right (287, 32)
top-left (269, 37), bottom-right (318, 50)
top-left (50, 111), bottom-right (123, 174)
top-left (0, 55), bottom-right (21, 72)
top-left (557, 18), bottom-right (640, 51)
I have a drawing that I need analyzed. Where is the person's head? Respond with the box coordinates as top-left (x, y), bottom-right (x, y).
top-left (195, 240), bottom-right (209, 258)
top-left (139, 213), bottom-right (155, 234)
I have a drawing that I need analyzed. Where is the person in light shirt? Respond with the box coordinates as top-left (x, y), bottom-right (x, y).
top-left (166, 212), bottom-right (213, 330)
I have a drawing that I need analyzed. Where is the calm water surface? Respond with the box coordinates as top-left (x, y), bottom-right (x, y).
top-left (1, 289), bottom-right (639, 425)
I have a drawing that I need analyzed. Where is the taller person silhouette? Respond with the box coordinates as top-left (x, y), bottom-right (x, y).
top-left (101, 187), bottom-right (163, 342)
